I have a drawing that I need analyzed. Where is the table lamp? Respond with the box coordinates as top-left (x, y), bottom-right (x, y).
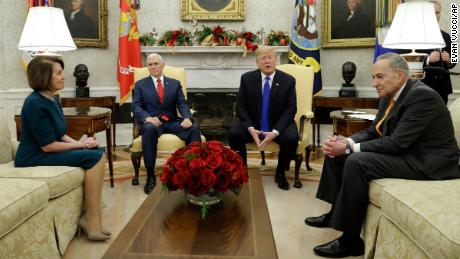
top-left (382, 2), bottom-right (445, 79)
top-left (18, 6), bottom-right (76, 55)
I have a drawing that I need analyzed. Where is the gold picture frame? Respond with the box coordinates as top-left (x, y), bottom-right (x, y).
top-left (322, 0), bottom-right (375, 48)
top-left (54, 0), bottom-right (108, 48)
top-left (181, 0), bottom-right (245, 21)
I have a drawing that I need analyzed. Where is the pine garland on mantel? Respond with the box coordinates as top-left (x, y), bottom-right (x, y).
top-left (140, 26), bottom-right (290, 55)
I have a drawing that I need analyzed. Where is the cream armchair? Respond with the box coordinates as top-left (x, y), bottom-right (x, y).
top-left (246, 64), bottom-right (314, 188)
top-left (131, 66), bottom-right (205, 185)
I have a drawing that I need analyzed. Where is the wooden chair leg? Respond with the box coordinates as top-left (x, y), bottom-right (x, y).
top-left (294, 154), bottom-right (303, 188)
top-left (131, 152), bottom-right (142, 186)
top-left (260, 151), bottom-right (266, 165)
top-left (293, 154), bottom-right (303, 188)
top-left (305, 145), bottom-right (313, 171)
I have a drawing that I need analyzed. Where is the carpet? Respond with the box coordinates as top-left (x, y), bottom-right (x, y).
top-left (105, 158), bottom-right (322, 183)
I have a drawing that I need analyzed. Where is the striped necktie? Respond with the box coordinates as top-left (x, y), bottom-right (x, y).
top-left (375, 99), bottom-right (395, 137)
top-left (157, 78), bottom-right (164, 104)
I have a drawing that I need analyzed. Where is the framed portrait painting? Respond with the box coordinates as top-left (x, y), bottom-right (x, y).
top-left (181, 0), bottom-right (245, 20)
top-left (322, 0), bottom-right (375, 48)
top-left (54, 0), bottom-right (108, 48)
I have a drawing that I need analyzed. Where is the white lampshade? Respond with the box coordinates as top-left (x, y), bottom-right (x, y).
top-left (18, 7), bottom-right (76, 52)
top-left (382, 2), bottom-right (445, 50)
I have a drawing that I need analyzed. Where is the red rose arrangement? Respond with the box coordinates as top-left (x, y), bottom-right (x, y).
top-left (160, 141), bottom-right (248, 218)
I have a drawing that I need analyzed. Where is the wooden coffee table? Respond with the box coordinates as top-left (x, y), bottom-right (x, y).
top-left (103, 171), bottom-right (277, 259)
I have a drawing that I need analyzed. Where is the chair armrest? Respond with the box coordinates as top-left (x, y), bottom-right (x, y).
top-left (190, 108), bottom-right (197, 116)
top-left (11, 139), bottom-right (19, 160)
top-left (132, 117), bottom-right (142, 139)
top-left (302, 111), bottom-right (314, 119)
top-left (189, 109), bottom-right (201, 128)
top-left (298, 112), bottom-right (314, 140)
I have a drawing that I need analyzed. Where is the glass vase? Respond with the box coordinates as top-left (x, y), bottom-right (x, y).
top-left (187, 193), bottom-right (222, 207)
top-left (187, 192), bottom-right (222, 219)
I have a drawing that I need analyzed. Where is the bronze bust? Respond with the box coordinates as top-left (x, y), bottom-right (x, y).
top-left (342, 61), bottom-right (356, 86)
top-left (74, 64), bottom-right (89, 88)
top-left (339, 61), bottom-right (357, 97)
top-left (74, 64), bottom-right (90, 97)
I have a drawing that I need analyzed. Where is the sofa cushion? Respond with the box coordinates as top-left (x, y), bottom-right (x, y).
top-left (0, 162), bottom-right (84, 199)
top-left (381, 179), bottom-right (460, 259)
top-left (369, 178), bottom-right (410, 207)
top-left (0, 178), bottom-right (49, 239)
top-left (0, 113), bottom-right (12, 164)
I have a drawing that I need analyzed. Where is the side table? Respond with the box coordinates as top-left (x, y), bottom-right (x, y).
top-left (330, 110), bottom-right (377, 137)
top-left (60, 96), bottom-right (117, 150)
top-left (312, 96), bottom-right (379, 148)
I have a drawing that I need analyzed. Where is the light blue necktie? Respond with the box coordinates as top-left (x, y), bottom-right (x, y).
top-left (260, 76), bottom-right (271, 133)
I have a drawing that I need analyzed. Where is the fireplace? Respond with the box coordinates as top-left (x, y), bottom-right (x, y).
top-left (187, 89), bottom-right (238, 144)
top-left (139, 46), bottom-right (289, 144)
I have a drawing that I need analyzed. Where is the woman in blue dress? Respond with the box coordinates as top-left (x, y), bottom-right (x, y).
top-left (15, 56), bottom-right (110, 241)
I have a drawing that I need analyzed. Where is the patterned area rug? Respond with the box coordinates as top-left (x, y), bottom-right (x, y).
top-left (105, 158), bottom-right (322, 182)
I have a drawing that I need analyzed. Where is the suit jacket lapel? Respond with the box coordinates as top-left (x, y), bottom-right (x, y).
top-left (269, 72), bottom-right (281, 115)
top-left (382, 79), bottom-right (415, 135)
top-left (254, 72), bottom-right (262, 117)
top-left (387, 80), bottom-right (414, 120)
top-left (270, 72), bottom-right (281, 102)
top-left (163, 76), bottom-right (172, 105)
top-left (148, 77), bottom-right (162, 105)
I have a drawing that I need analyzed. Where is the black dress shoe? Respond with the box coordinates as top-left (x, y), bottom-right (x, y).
top-left (304, 214), bottom-right (331, 228)
top-left (144, 177), bottom-right (156, 194)
top-left (313, 238), bottom-right (364, 258)
top-left (277, 177), bottom-right (289, 190)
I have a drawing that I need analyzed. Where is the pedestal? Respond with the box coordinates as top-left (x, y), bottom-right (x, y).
top-left (339, 86), bottom-right (357, 97)
top-left (75, 87), bottom-right (89, 98)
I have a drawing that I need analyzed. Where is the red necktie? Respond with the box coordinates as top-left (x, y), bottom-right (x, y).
top-left (157, 78), bottom-right (164, 104)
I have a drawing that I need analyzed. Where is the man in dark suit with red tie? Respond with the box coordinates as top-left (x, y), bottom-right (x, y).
top-left (132, 53), bottom-right (201, 194)
top-left (228, 46), bottom-right (299, 190)
top-left (305, 53), bottom-right (460, 257)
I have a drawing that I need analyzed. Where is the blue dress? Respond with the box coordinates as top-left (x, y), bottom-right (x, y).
top-left (14, 91), bottom-right (103, 169)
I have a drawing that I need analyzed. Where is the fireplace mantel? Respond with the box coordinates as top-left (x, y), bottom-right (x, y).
top-left (140, 46), bottom-right (290, 89)
top-left (141, 46), bottom-right (289, 54)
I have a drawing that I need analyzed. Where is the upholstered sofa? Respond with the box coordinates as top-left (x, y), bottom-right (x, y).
top-left (363, 97), bottom-right (460, 259)
top-left (0, 113), bottom-right (84, 258)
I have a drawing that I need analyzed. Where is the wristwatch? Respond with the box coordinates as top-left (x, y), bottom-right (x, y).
top-left (345, 143), bottom-right (354, 155)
